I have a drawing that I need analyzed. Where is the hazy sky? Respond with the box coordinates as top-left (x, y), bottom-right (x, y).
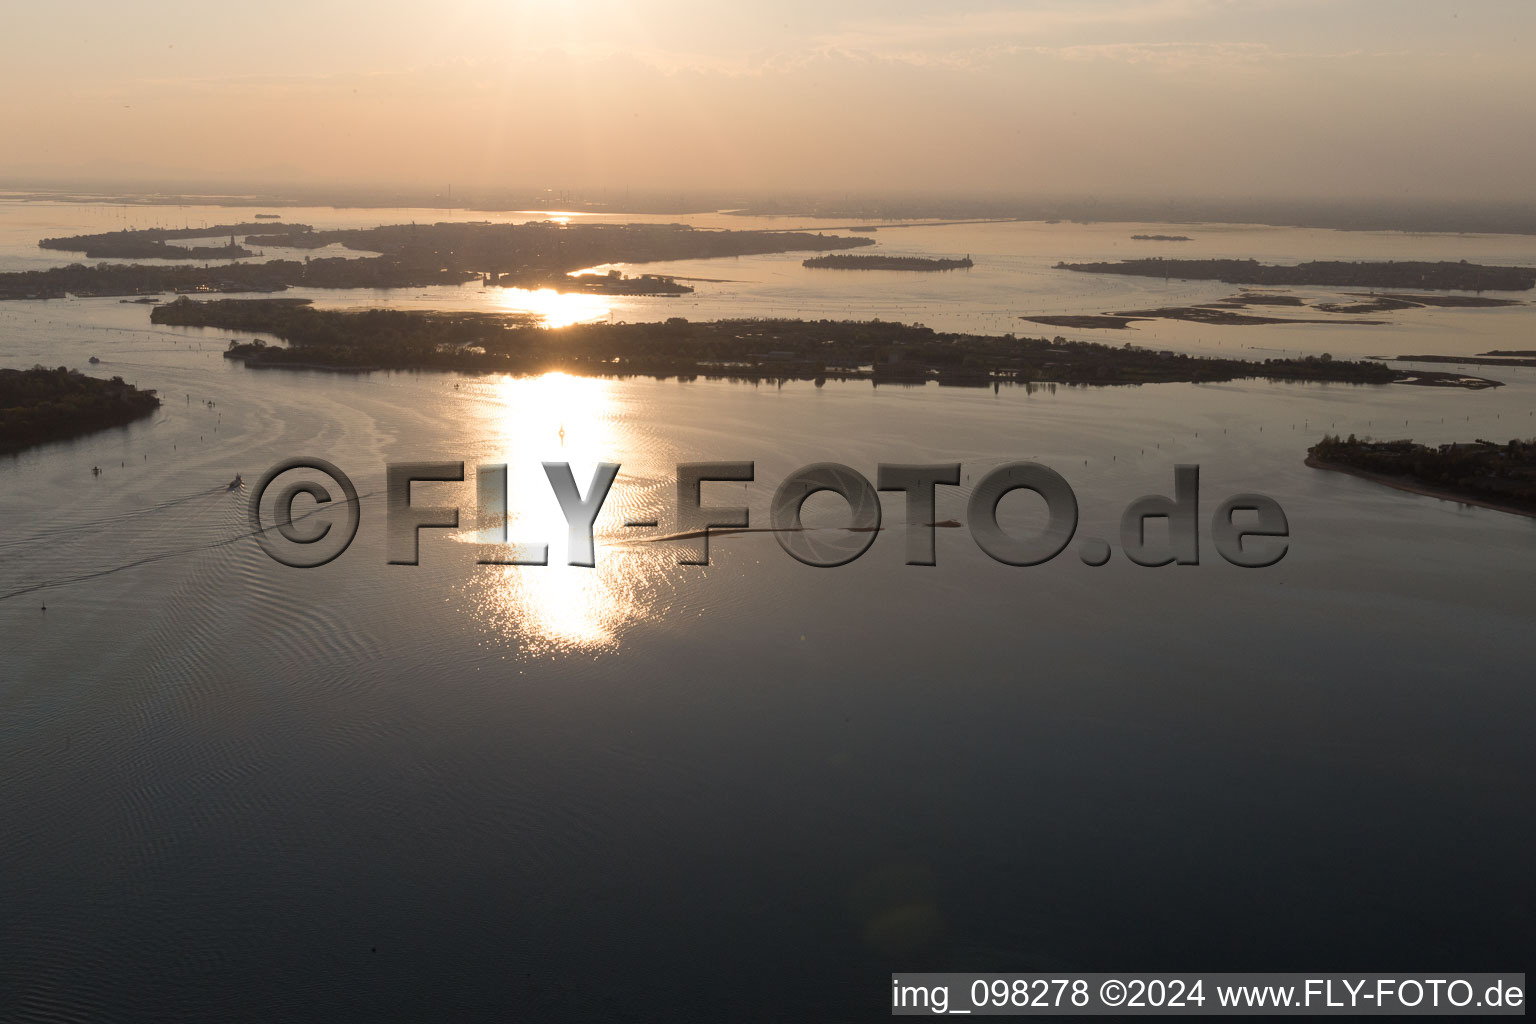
top-left (4, 0), bottom-right (1533, 200)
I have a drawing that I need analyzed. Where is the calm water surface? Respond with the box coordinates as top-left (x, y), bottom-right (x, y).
top-left (1, 203), bottom-right (1532, 1021)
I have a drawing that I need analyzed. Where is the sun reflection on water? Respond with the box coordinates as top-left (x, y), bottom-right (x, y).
top-left (490, 285), bottom-right (610, 328)
top-left (462, 372), bottom-right (662, 655)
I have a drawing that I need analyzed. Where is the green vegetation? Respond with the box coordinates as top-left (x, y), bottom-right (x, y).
top-left (152, 297), bottom-right (1421, 387)
top-left (1308, 435), bottom-right (1536, 515)
top-left (0, 367), bottom-right (160, 453)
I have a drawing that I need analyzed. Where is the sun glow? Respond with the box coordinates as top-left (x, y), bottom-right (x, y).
top-left (490, 285), bottom-right (610, 328)
top-left (462, 372), bottom-right (661, 654)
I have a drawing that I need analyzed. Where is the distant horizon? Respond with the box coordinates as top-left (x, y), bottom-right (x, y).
top-left (6, 179), bottom-right (1536, 236)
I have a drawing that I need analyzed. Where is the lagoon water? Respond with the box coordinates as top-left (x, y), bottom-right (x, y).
top-left (1, 200), bottom-right (1533, 1021)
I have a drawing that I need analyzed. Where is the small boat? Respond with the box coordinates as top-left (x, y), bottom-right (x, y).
top-left (227, 474), bottom-right (243, 491)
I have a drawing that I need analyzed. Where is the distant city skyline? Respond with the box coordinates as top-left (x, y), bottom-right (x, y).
top-left (4, 0), bottom-right (1534, 201)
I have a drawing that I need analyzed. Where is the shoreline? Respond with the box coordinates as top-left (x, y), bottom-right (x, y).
top-left (1304, 456), bottom-right (1536, 519)
top-left (0, 369), bottom-right (161, 454)
top-left (166, 299), bottom-right (1421, 388)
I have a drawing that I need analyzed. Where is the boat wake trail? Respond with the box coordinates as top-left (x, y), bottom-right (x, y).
top-left (0, 486), bottom-right (228, 555)
top-left (0, 490), bottom-right (376, 603)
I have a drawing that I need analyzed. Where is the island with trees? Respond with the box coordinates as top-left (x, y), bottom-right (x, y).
top-left (502, 269), bottom-right (694, 295)
top-left (801, 255), bottom-right (973, 271)
top-left (1131, 234), bottom-right (1191, 242)
top-left (145, 296), bottom-right (1498, 388)
top-left (236, 220), bottom-right (873, 268)
top-left (6, 221), bottom-right (874, 299)
top-left (1054, 258), bottom-right (1536, 292)
top-left (1307, 434), bottom-right (1536, 516)
top-left (0, 257), bottom-right (480, 299)
top-left (39, 223), bottom-right (295, 259)
top-left (0, 367), bottom-right (160, 453)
